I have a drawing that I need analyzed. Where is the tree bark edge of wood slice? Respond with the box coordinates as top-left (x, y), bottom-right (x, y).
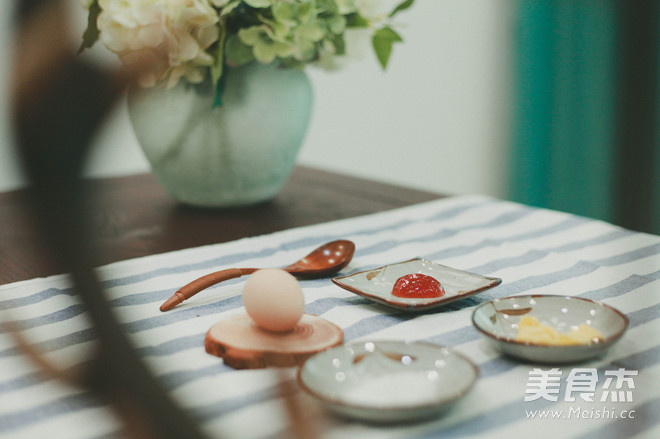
top-left (205, 313), bottom-right (344, 369)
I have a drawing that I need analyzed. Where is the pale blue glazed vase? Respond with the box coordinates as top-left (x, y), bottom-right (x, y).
top-left (127, 62), bottom-right (312, 207)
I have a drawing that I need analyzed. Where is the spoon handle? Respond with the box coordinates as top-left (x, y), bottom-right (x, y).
top-left (160, 268), bottom-right (258, 311)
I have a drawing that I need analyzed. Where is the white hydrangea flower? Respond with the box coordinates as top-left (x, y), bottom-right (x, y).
top-left (354, 0), bottom-right (388, 20)
top-left (335, 0), bottom-right (357, 15)
top-left (97, 0), bottom-right (220, 87)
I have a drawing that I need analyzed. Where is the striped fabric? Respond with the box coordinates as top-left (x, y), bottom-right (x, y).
top-left (0, 195), bottom-right (658, 439)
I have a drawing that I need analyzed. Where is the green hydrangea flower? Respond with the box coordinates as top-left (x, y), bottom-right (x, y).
top-left (79, 0), bottom-right (417, 90)
top-left (238, 25), bottom-right (292, 64)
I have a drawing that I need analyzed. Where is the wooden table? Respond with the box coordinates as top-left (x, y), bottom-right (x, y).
top-left (0, 166), bottom-right (440, 285)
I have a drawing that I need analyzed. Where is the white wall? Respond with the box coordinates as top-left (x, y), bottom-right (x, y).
top-left (302, 0), bottom-right (513, 197)
top-left (0, 0), bottom-right (513, 198)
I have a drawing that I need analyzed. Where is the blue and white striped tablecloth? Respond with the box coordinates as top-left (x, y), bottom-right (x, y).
top-left (1, 195), bottom-right (658, 439)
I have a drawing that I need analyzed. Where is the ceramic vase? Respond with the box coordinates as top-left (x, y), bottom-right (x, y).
top-left (127, 62), bottom-right (313, 207)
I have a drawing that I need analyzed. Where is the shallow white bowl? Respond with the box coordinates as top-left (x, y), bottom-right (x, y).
top-left (332, 258), bottom-right (501, 312)
top-left (297, 340), bottom-right (478, 423)
top-left (471, 295), bottom-right (629, 363)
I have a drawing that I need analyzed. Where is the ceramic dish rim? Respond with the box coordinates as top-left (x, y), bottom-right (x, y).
top-left (331, 258), bottom-right (502, 311)
top-left (471, 294), bottom-right (630, 349)
top-left (296, 340), bottom-right (479, 412)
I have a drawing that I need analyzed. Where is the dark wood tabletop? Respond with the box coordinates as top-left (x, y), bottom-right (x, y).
top-left (0, 166), bottom-right (441, 285)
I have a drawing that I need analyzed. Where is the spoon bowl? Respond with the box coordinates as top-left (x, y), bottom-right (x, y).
top-left (160, 240), bottom-right (355, 311)
top-left (283, 239), bottom-right (355, 277)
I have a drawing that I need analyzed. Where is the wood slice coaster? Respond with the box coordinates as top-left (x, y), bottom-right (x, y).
top-left (205, 313), bottom-right (344, 369)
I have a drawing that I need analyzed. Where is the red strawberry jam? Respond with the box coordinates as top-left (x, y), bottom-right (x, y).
top-left (392, 273), bottom-right (445, 298)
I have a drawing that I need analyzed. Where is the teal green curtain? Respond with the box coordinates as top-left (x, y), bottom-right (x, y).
top-left (510, 1), bottom-right (660, 234)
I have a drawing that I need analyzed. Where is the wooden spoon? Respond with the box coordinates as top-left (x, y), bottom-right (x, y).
top-left (160, 240), bottom-right (355, 311)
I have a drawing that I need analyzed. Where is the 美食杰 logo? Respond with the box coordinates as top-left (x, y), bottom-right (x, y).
top-left (523, 367), bottom-right (638, 421)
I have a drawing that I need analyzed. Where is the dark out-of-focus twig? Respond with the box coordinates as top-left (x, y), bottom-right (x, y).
top-left (10, 1), bottom-right (208, 438)
top-left (277, 369), bottom-right (321, 439)
top-left (9, 2), bottom-right (316, 438)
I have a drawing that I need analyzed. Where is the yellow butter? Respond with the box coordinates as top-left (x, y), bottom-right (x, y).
top-left (515, 315), bottom-right (602, 346)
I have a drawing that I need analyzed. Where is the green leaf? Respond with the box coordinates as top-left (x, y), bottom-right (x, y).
top-left (372, 34), bottom-right (392, 69)
top-left (346, 13), bottom-right (368, 28)
top-left (77, 0), bottom-right (101, 55)
top-left (374, 27), bottom-right (402, 43)
top-left (372, 27), bottom-right (403, 69)
top-left (390, 0), bottom-right (415, 18)
top-left (331, 34), bottom-right (346, 55)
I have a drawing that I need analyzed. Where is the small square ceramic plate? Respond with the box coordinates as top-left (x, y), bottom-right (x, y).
top-left (332, 258), bottom-right (502, 312)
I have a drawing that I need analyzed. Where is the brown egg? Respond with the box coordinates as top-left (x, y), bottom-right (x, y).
top-left (242, 268), bottom-right (304, 333)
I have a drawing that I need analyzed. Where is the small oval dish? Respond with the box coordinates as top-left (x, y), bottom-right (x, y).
top-left (331, 258), bottom-right (501, 312)
top-left (297, 340), bottom-right (478, 423)
top-left (471, 295), bottom-right (629, 363)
